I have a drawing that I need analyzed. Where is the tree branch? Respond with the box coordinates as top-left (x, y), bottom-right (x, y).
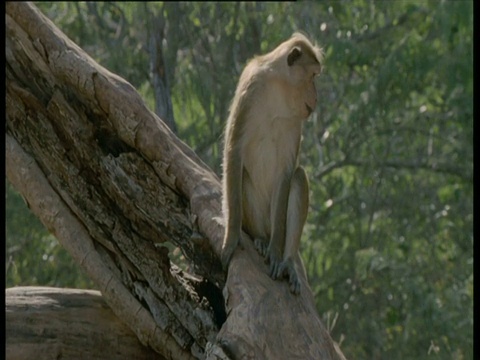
top-left (345, 158), bottom-right (471, 180)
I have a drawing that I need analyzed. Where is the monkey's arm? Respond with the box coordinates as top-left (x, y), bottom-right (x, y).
top-left (221, 146), bottom-right (243, 269)
top-left (267, 173), bottom-right (291, 278)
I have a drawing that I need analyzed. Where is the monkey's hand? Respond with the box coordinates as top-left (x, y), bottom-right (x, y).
top-left (266, 245), bottom-right (284, 281)
top-left (220, 232), bottom-right (240, 270)
top-left (254, 238), bottom-right (268, 257)
top-left (277, 257), bottom-right (301, 295)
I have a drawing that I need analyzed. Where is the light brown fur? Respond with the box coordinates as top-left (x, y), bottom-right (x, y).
top-left (221, 33), bottom-right (323, 294)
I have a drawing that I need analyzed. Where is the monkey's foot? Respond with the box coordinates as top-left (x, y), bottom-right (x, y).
top-left (277, 258), bottom-right (301, 295)
top-left (254, 238), bottom-right (268, 257)
top-left (267, 249), bottom-right (284, 280)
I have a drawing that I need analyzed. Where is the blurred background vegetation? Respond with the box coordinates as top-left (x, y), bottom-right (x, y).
top-left (6, 1), bottom-right (472, 358)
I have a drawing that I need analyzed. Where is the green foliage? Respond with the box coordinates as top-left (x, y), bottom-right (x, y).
top-left (7, 2), bottom-right (472, 358)
top-left (6, 181), bottom-right (95, 289)
top-left (299, 1), bottom-right (473, 358)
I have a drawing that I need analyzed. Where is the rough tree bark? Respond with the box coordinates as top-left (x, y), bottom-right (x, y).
top-left (6, 2), bottom-right (346, 360)
top-left (6, 287), bottom-right (163, 360)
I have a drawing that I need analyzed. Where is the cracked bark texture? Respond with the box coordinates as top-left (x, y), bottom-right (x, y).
top-left (6, 2), bottom-right (345, 359)
top-left (6, 287), bottom-right (164, 360)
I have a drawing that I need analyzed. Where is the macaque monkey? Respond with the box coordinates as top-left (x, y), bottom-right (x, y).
top-left (221, 33), bottom-right (323, 294)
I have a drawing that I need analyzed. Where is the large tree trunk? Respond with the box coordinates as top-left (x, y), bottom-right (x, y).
top-left (6, 287), bottom-right (163, 360)
top-left (5, 2), bottom-right (345, 359)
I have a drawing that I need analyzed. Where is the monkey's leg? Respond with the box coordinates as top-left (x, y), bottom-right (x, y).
top-left (278, 167), bottom-right (309, 294)
top-left (267, 174), bottom-right (290, 279)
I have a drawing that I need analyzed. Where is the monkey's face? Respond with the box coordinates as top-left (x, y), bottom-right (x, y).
top-left (302, 74), bottom-right (319, 118)
top-left (237, 34), bottom-right (323, 121)
top-left (280, 43), bottom-right (322, 120)
top-left (285, 62), bottom-right (321, 119)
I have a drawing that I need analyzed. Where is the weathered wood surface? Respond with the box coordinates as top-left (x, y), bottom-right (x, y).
top-left (6, 2), bottom-right (221, 358)
top-left (6, 287), bottom-right (163, 360)
top-left (6, 2), bottom-right (346, 359)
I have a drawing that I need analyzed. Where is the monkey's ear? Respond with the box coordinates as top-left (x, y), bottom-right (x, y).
top-left (287, 46), bottom-right (302, 66)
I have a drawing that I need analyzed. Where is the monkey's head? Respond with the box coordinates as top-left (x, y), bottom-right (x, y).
top-left (263, 33), bottom-right (323, 120)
